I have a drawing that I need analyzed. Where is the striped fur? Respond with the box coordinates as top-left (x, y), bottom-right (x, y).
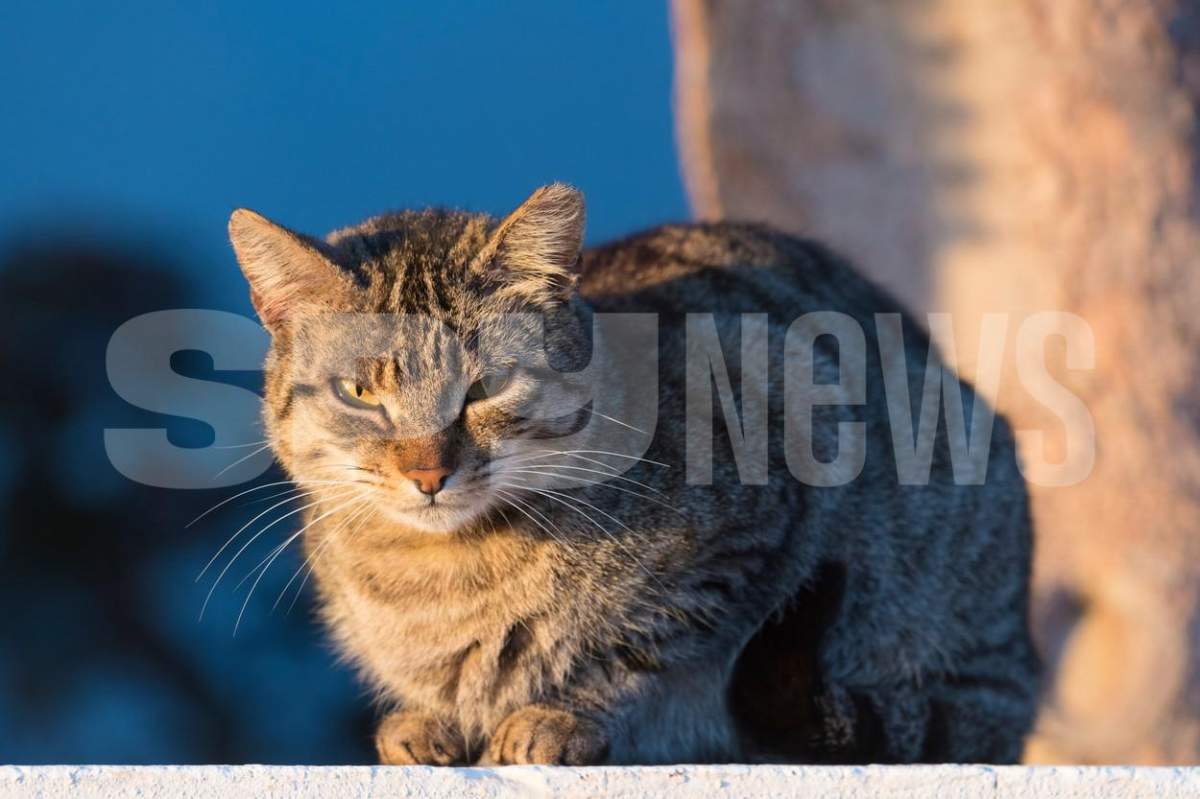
top-left (229, 185), bottom-right (1039, 765)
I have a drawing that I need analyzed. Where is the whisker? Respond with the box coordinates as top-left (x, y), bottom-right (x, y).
top-left (198, 487), bottom-right (359, 621)
top-left (308, 464), bottom-right (386, 484)
top-left (210, 440), bottom-right (269, 449)
top-left (193, 481), bottom-right (368, 575)
top-left (241, 485), bottom-right (311, 508)
top-left (503, 480), bottom-right (637, 536)
top-left (196, 491), bottom-right (321, 581)
top-left (234, 495), bottom-right (370, 592)
top-left (498, 467), bottom-right (683, 515)
top-left (187, 479), bottom-right (344, 529)
top-left (311, 463), bottom-right (381, 474)
top-left (216, 487), bottom-right (363, 603)
top-left (274, 498), bottom-right (374, 612)
top-left (505, 449), bottom-right (671, 468)
top-left (497, 463), bottom-right (669, 496)
top-left (213, 443), bottom-right (273, 479)
top-left (498, 480), bottom-right (665, 590)
top-left (287, 504), bottom-right (378, 614)
top-left (234, 492), bottom-right (368, 635)
top-left (493, 487), bottom-right (573, 549)
top-left (588, 411), bottom-right (648, 435)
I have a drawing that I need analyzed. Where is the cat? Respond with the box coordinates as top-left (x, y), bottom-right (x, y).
top-left (228, 183), bottom-right (1040, 765)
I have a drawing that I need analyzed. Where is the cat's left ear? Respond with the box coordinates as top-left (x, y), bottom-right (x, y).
top-left (471, 183), bottom-right (585, 303)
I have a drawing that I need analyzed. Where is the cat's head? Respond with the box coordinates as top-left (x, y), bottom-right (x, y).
top-left (229, 184), bottom-right (595, 533)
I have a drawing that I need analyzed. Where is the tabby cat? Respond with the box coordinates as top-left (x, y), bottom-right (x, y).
top-left (228, 183), bottom-right (1039, 765)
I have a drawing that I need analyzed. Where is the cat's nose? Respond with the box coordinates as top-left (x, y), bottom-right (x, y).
top-left (403, 466), bottom-right (453, 496)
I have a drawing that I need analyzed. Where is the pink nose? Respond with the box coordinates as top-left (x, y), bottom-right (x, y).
top-left (403, 467), bottom-right (453, 496)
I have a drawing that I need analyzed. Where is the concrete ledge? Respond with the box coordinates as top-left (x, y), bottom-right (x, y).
top-left (2, 765), bottom-right (1199, 798)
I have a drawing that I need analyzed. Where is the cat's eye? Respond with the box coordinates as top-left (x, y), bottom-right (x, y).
top-left (465, 368), bottom-right (514, 404)
top-left (333, 378), bottom-right (381, 409)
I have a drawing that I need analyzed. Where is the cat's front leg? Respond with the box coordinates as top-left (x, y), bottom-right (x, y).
top-left (376, 709), bottom-right (468, 765)
top-left (482, 659), bottom-right (739, 765)
top-left (484, 704), bottom-right (609, 766)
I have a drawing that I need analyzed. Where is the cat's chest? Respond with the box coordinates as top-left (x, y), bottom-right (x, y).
top-left (317, 533), bottom-right (575, 731)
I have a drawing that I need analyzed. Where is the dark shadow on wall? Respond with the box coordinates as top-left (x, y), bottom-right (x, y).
top-left (0, 237), bottom-right (373, 764)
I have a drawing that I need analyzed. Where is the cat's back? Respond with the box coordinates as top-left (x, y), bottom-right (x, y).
top-left (579, 221), bottom-right (912, 326)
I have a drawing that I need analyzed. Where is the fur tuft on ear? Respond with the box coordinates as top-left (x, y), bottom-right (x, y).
top-left (472, 183), bottom-right (586, 303)
top-left (228, 209), bottom-right (348, 331)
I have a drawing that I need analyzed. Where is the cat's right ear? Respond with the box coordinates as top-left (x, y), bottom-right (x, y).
top-left (228, 209), bottom-right (348, 332)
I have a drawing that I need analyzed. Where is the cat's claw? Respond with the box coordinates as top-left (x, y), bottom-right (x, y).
top-left (485, 705), bottom-right (608, 765)
top-left (375, 710), bottom-right (465, 766)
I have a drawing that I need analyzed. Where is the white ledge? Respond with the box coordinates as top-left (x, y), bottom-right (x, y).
top-left (2, 765), bottom-right (1198, 798)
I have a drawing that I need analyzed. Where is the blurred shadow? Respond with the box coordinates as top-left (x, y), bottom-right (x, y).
top-left (0, 237), bottom-right (373, 763)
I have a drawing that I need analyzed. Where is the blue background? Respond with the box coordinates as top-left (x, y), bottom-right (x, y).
top-left (0, 1), bottom-right (685, 763)
top-left (1, 1), bottom-right (687, 305)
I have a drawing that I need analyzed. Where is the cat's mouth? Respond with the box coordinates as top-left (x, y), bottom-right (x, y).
top-left (418, 495), bottom-right (462, 511)
top-left (380, 493), bottom-right (489, 534)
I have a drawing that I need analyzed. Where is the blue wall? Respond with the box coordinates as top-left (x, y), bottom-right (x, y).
top-left (0, 1), bottom-right (688, 305)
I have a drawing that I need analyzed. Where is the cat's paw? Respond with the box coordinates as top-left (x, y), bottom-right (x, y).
top-left (486, 705), bottom-right (608, 765)
top-left (375, 711), bottom-right (465, 766)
